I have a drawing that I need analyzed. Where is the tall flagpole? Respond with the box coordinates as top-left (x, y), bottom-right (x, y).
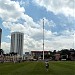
top-left (43, 19), bottom-right (44, 60)
top-left (74, 34), bottom-right (75, 49)
top-left (73, 0), bottom-right (75, 49)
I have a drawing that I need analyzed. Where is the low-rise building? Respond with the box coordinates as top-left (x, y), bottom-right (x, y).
top-left (31, 51), bottom-right (50, 60)
top-left (55, 53), bottom-right (60, 61)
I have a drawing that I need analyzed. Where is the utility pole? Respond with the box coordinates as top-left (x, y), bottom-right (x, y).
top-left (43, 19), bottom-right (44, 60)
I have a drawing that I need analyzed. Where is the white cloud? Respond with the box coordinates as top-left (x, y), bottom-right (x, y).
top-left (0, 0), bottom-right (25, 22)
top-left (23, 26), bottom-right (74, 51)
top-left (1, 42), bottom-right (10, 53)
top-left (6, 35), bottom-right (11, 39)
top-left (19, 0), bottom-right (29, 7)
top-left (2, 22), bottom-right (26, 32)
top-left (33, 0), bottom-right (75, 17)
top-left (22, 14), bottom-right (40, 28)
top-left (61, 29), bottom-right (74, 36)
top-left (37, 17), bottom-right (56, 28)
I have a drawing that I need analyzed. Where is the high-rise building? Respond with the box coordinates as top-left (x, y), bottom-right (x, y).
top-left (0, 28), bottom-right (2, 49)
top-left (11, 32), bottom-right (24, 56)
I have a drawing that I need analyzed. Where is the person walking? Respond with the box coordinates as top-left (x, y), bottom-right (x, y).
top-left (45, 60), bottom-right (49, 71)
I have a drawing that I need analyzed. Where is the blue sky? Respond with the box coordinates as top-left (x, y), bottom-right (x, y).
top-left (0, 0), bottom-right (75, 53)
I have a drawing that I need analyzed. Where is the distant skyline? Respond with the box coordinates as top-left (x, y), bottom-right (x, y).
top-left (0, 0), bottom-right (75, 53)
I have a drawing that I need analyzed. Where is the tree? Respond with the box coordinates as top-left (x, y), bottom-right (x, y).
top-left (60, 49), bottom-right (69, 55)
top-left (53, 50), bottom-right (56, 54)
top-left (10, 52), bottom-right (17, 63)
top-left (0, 49), bottom-right (4, 63)
top-left (0, 49), bottom-right (4, 55)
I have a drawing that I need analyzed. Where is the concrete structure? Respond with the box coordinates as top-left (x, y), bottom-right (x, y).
top-left (31, 51), bottom-right (50, 60)
top-left (69, 50), bottom-right (75, 61)
top-left (55, 53), bottom-right (60, 61)
top-left (0, 28), bottom-right (2, 49)
top-left (11, 32), bottom-right (24, 57)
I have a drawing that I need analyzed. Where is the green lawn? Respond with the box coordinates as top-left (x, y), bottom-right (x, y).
top-left (0, 61), bottom-right (75, 75)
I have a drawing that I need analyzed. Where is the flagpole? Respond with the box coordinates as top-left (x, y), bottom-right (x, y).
top-left (73, 0), bottom-right (75, 49)
top-left (43, 19), bottom-right (44, 60)
top-left (73, 34), bottom-right (75, 49)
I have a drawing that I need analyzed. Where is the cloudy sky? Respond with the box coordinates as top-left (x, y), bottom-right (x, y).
top-left (0, 0), bottom-right (75, 53)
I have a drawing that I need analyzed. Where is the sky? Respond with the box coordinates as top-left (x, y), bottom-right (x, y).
top-left (0, 0), bottom-right (75, 54)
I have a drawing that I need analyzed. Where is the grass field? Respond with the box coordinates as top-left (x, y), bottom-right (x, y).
top-left (0, 61), bottom-right (75, 75)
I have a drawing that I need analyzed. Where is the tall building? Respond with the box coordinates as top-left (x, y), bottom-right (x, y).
top-left (11, 32), bottom-right (24, 56)
top-left (0, 28), bottom-right (2, 49)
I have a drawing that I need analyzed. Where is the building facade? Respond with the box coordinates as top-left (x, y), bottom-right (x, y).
top-left (11, 32), bottom-right (24, 56)
top-left (31, 51), bottom-right (50, 60)
top-left (55, 53), bottom-right (60, 61)
top-left (0, 28), bottom-right (2, 49)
